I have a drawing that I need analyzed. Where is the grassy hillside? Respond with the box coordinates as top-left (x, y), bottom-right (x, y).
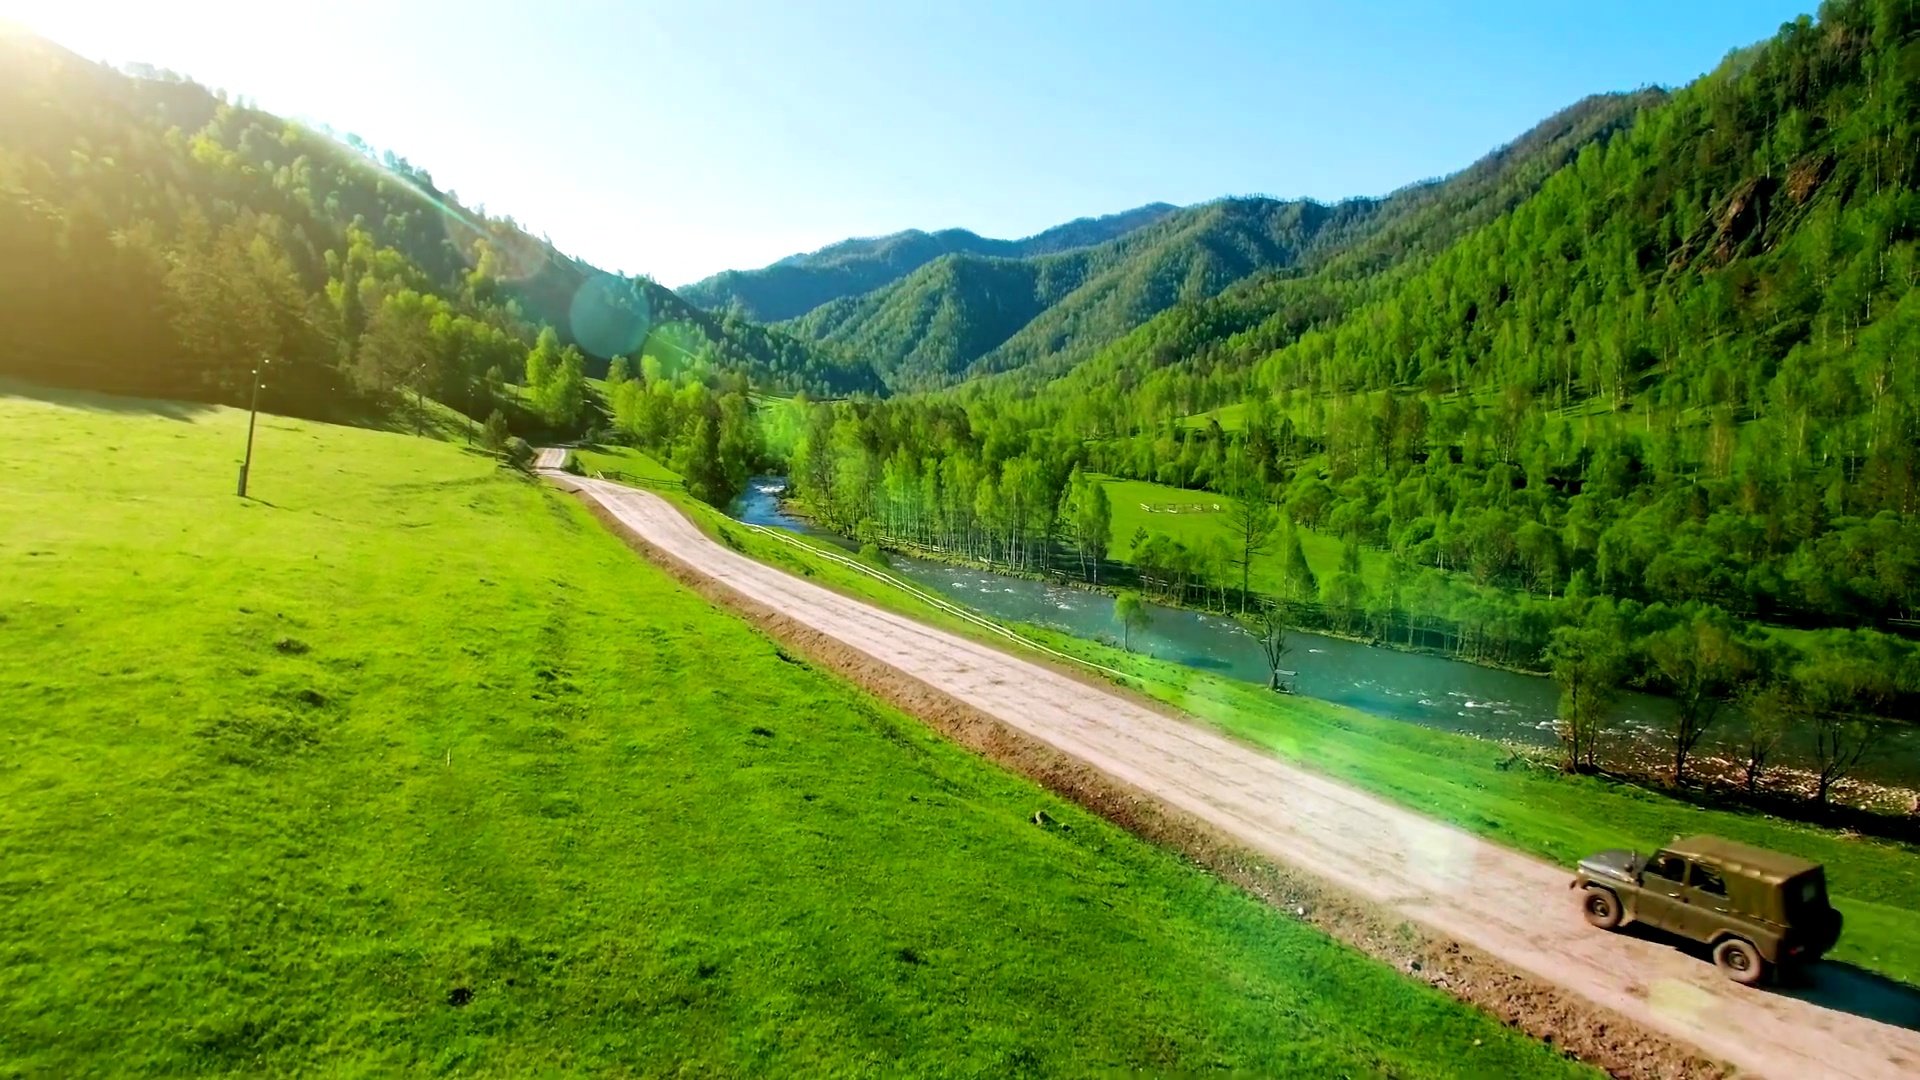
top-left (0, 386), bottom-right (1588, 1076)
top-left (650, 482), bottom-right (1920, 989)
top-left (0, 26), bottom-right (880, 420)
top-left (572, 444), bottom-right (685, 486)
top-left (1100, 473), bottom-right (1390, 589)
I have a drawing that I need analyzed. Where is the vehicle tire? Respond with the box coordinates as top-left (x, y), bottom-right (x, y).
top-left (1581, 886), bottom-right (1622, 930)
top-left (1714, 937), bottom-right (1768, 986)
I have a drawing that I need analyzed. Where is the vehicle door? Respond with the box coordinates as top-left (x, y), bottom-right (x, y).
top-left (1634, 851), bottom-right (1691, 933)
top-left (1678, 861), bottom-right (1734, 941)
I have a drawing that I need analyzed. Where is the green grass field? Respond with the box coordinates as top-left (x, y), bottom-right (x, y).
top-left (1177, 401), bottom-right (1250, 431)
top-left (1099, 474), bottom-right (1391, 591)
top-left (646, 471), bottom-right (1920, 989)
top-left (0, 387), bottom-right (1589, 1077)
top-left (571, 444), bottom-right (684, 486)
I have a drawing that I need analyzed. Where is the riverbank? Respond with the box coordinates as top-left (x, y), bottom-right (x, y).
top-left (778, 492), bottom-right (1574, 675)
top-left (763, 489), bottom-right (1920, 818)
top-left (1599, 739), bottom-right (1920, 827)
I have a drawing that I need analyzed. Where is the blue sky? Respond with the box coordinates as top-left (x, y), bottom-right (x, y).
top-left (4, 0), bottom-right (1814, 286)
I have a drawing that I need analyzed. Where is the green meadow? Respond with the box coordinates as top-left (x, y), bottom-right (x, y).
top-left (570, 443), bottom-right (685, 486)
top-left (1099, 473), bottom-right (1391, 589)
top-left (0, 387), bottom-right (1588, 1077)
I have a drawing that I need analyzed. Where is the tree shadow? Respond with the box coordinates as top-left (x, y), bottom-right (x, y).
top-left (1619, 773), bottom-right (1920, 846)
top-left (1620, 922), bottom-right (1920, 1030)
top-left (0, 379), bottom-right (217, 421)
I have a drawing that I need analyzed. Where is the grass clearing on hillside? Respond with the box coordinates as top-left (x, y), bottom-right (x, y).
top-left (571, 444), bottom-right (684, 486)
top-left (1099, 474), bottom-right (1390, 589)
top-left (648, 476), bottom-right (1920, 989)
top-left (1177, 401), bottom-right (1249, 431)
top-left (0, 388), bottom-right (1587, 1077)
top-left (1174, 388), bottom-right (1719, 440)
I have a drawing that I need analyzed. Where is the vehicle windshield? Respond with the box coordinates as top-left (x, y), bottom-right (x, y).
top-left (1645, 852), bottom-right (1687, 883)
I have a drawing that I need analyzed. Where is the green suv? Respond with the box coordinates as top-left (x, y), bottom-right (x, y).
top-left (1570, 834), bottom-right (1843, 985)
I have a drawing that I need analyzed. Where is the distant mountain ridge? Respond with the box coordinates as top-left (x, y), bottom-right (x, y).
top-left (753, 91), bottom-right (1652, 393)
top-left (782, 196), bottom-right (1378, 392)
top-left (679, 202), bottom-right (1180, 322)
top-left (958, 89), bottom-right (1665, 405)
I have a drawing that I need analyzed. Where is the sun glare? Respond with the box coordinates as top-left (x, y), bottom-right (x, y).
top-left (0, 2), bottom-right (301, 80)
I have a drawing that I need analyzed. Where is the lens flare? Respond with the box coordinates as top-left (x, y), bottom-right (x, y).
top-left (1647, 978), bottom-right (1716, 1026)
top-left (569, 274), bottom-right (652, 359)
top-left (320, 131), bottom-right (550, 282)
top-left (1393, 815), bottom-right (1475, 893)
top-left (465, 220), bottom-right (549, 283)
top-left (640, 320), bottom-right (709, 379)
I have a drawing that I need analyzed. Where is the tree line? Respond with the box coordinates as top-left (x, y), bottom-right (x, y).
top-left (775, 395), bottom-right (1917, 713)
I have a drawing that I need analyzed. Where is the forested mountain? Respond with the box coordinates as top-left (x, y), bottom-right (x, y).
top-left (1009, 0), bottom-right (1920, 635)
top-left (0, 28), bottom-right (880, 426)
top-left (782, 1), bottom-right (1920, 730)
top-left (776, 94), bottom-right (1652, 393)
top-left (678, 202), bottom-right (1178, 322)
top-left (784, 197), bottom-right (1373, 391)
top-left (971, 91), bottom-right (1663, 411)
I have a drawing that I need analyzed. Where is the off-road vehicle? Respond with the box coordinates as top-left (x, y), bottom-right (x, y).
top-left (1570, 834), bottom-right (1842, 985)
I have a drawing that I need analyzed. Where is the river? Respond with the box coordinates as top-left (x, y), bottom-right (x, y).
top-left (729, 477), bottom-right (1919, 790)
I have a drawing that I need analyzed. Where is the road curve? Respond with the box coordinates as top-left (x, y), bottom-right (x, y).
top-left (548, 467), bottom-right (1920, 1079)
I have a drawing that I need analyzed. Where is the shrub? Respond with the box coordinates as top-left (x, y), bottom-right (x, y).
top-left (481, 409), bottom-right (511, 452)
top-left (504, 437), bottom-right (535, 470)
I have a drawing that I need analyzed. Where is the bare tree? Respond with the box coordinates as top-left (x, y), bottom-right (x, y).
top-left (1648, 613), bottom-right (1751, 786)
top-left (1810, 712), bottom-right (1883, 806)
top-left (1735, 680), bottom-right (1792, 794)
top-left (1549, 614), bottom-right (1626, 773)
top-left (1225, 468), bottom-right (1277, 613)
top-left (1115, 591), bottom-right (1149, 653)
top-left (1237, 602), bottom-right (1293, 691)
top-left (1798, 660), bottom-right (1892, 806)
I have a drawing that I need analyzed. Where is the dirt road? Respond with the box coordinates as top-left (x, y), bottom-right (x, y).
top-left (547, 468), bottom-right (1920, 1078)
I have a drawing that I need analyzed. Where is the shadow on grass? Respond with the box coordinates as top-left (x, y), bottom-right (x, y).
top-left (1620, 922), bottom-right (1920, 1030)
top-left (0, 378), bottom-right (217, 421)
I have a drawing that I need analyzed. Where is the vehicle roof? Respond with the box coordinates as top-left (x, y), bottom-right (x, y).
top-left (1661, 835), bottom-right (1821, 883)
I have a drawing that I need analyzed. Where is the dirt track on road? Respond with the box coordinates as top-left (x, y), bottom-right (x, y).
top-left (545, 465), bottom-right (1920, 1079)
